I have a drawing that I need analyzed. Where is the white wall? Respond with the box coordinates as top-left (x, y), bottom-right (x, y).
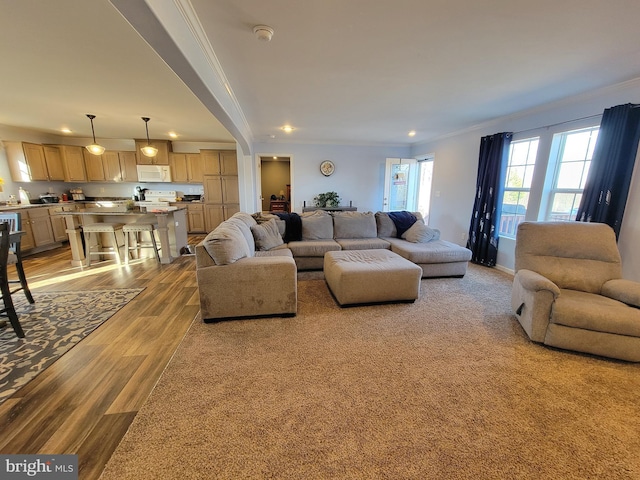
top-left (253, 143), bottom-right (411, 214)
top-left (411, 78), bottom-right (640, 281)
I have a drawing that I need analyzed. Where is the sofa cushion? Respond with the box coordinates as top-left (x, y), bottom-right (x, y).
top-left (402, 221), bottom-right (441, 243)
top-left (226, 215), bottom-right (256, 255)
top-left (333, 211), bottom-right (377, 239)
top-left (375, 212), bottom-right (397, 237)
top-left (251, 218), bottom-right (284, 251)
top-left (387, 238), bottom-right (472, 264)
top-left (288, 239), bottom-right (341, 257)
top-left (301, 210), bottom-right (333, 240)
top-left (552, 289), bottom-right (640, 337)
top-left (203, 222), bottom-right (252, 265)
top-left (336, 238), bottom-right (391, 251)
top-left (252, 212), bottom-right (286, 236)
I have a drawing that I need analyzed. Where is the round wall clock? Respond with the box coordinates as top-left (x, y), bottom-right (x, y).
top-left (320, 160), bottom-right (335, 176)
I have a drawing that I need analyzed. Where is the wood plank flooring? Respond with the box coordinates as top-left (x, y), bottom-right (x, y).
top-left (0, 236), bottom-right (204, 479)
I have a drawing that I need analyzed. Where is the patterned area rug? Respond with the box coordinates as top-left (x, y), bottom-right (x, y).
top-left (0, 288), bottom-right (145, 405)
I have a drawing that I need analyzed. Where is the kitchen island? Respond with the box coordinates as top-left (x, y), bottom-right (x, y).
top-left (57, 207), bottom-right (188, 266)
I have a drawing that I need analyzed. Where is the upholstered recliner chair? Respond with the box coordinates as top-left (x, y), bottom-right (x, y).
top-left (511, 221), bottom-right (640, 362)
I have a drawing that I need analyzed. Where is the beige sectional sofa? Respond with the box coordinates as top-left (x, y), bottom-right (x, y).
top-left (196, 210), bottom-right (471, 321)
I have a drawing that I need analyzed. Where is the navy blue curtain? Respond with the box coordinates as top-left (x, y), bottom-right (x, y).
top-left (467, 132), bottom-right (512, 266)
top-left (576, 103), bottom-right (640, 238)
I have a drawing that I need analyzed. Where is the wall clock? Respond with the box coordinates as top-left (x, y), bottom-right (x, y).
top-left (320, 160), bottom-right (335, 176)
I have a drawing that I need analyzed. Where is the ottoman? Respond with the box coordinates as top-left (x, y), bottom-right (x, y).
top-left (324, 249), bottom-right (422, 306)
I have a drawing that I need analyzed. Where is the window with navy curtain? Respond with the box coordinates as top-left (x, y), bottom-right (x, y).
top-left (576, 103), bottom-right (640, 238)
top-left (467, 132), bottom-right (512, 266)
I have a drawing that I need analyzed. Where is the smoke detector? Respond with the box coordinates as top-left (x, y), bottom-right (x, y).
top-left (253, 25), bottom-right (274, 42)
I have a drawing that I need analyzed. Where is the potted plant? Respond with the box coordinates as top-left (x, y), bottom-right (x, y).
top-left (313, 191), bottom-right (341, 208)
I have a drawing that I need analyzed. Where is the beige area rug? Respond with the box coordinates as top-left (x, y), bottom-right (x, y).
top-left (101, 265), bottom-right (640, 479)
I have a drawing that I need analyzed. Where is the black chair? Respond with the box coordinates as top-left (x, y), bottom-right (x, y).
top-left (0, 222), bottom-right (24, 337)
top-left (0, 212), bottom-right (34, 304)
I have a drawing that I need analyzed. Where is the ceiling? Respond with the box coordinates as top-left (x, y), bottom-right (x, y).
top-left (2, 0), bottom-right (640, 147)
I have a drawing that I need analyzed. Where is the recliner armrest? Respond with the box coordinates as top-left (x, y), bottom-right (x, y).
top-left (601, 279), bottom-right (640, 308)
top-left (515, 269), bottom-right (561, 297)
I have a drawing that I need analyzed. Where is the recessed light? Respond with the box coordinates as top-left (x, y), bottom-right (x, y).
top-left (169, 132), bottom-right (178, 138)
top-left (273, 156), bottom-right (277, 160)
top-left (281, 125), bottom-right (294, 133)
top-left (408, 130), bottom-right (416, 137)
top-left (61, 128), bottom-right (72, 134)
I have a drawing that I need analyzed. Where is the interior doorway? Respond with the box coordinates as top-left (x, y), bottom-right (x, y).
top-left (260, 156), bottom-right (291, 212)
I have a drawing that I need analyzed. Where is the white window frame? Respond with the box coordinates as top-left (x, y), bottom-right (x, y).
top-left (541, 126), bottom-right (599, 222)
top-left (499, 137), bottom-right (539, 238)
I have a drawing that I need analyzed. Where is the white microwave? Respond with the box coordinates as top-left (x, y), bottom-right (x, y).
top-left (136, 165), bottom-right (172, 183)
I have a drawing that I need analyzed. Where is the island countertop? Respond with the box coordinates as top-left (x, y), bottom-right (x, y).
top-left (57, 208), bottom-right (188, 266)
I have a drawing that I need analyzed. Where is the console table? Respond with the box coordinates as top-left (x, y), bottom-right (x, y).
top-left (302, 207), bottom-right (357, 213)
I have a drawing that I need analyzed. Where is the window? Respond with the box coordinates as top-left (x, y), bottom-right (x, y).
top-left (546, 126), bottom-right (599, 221)
top-left (499, 137), bottom-right (539, 237)
top-left (417, 159), bottom-right (434, 223)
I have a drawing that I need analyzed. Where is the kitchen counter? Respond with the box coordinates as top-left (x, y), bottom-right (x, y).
top-left (56, 207), bottom-right (188, 266)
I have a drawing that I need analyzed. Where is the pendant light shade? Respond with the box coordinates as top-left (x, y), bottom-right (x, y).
top-left (85, 114), bottom-right (105, 155)
top-left (140, 117), bottom-right (158, 157)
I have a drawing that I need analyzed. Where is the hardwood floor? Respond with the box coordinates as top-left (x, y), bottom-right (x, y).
top-left (0, 236), bottom-right (204, 479)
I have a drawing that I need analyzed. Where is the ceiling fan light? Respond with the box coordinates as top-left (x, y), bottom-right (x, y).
top-left (86, 143), bottom-right (105, 155)
top-left (141, 145), bottom-right (158, 157)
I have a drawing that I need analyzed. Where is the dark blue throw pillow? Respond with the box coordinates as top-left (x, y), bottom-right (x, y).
top-left (387, 211), bottom-right (417, 238)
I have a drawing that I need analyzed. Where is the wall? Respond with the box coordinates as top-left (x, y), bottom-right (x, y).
top-left (411, 78), bottom-right (640, 281)
top-left (253, 143), bottom-right (411, 214)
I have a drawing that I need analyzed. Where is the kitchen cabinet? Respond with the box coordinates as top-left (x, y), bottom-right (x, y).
top-left (84, 149), bottom-right (106, 181)
top-left (203, 173), bottom-right (240, 231)
top-left (104, 151), bottom-right (138, 182)
top-left (186, 203), bottom-right (206, 233)
top-left (200, 150), bottom-right (237, 175)
top-left (49, 204), bottom-right (77, 242)
top-left (169, 154), bottom-right (188, 183)
top-left (59, 145), bottom-right (87, 182)
top-left (24, 208), bottom-right (55, 247)
top-left (135, 139), bottom-right (171, 165)
top-left (170, 153), bottom-right (204, 183)
top-left (42, 146), bottom-right (65, 180)
top-left (10, 143), bottom-right (65, 182)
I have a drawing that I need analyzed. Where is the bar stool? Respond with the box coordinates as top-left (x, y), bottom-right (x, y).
top-left (123, 223), bottom-right (161, 264)
top-left (82, 223), bottom-right (124, 266)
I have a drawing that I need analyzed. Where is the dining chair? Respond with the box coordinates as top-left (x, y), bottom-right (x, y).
top-left (0, 212), bottom-right (35, 304)
top-left (0, 222), bottom-right (25, 337)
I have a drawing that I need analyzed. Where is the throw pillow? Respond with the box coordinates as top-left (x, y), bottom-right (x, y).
top-left (387, 211), bottom-right (418, 238)
top-left (203, 223), bottom-right (251, 265)
top-left (402, 221), bottom-right (441, 243)
top-left (251, 218), bottom-right (284, 251)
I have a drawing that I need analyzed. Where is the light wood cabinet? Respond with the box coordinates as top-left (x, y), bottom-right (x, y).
top-left (59, 145), bottom-right (87, 182)
top-left (169, 154), bottom-right (189, 183)
top-left (84, 149), bottom-right (106, 181)
top-left (186, 203), bottom-right (206, 233)
top-left (104, 151), bottom-right (138, 182)
top-left (200, 150), bottom-right (237, 175)
top-left (187, 154), bottom-right (204, 183)
top-left (49, 206), bottom-right (68, 242)
top-left (135, 139), bottom-right (171, 165)
top-left (42, 146), bottom-right (65, 180)
top-left (203, 173), bottom-right (240, 231)
top-left (25, 208), bottom-right (55, 247)
top-left (11, 143), bottom-right (65, 181)
top-left (170, 153), bottom-right (205, 183)
top-left (119, 152), bottom-right (138, 182)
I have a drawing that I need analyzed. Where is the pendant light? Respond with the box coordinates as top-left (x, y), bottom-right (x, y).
top-left (85, 114), bottom-right (105, 155)
top-left (140, 117), bottom-right (158, 157)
